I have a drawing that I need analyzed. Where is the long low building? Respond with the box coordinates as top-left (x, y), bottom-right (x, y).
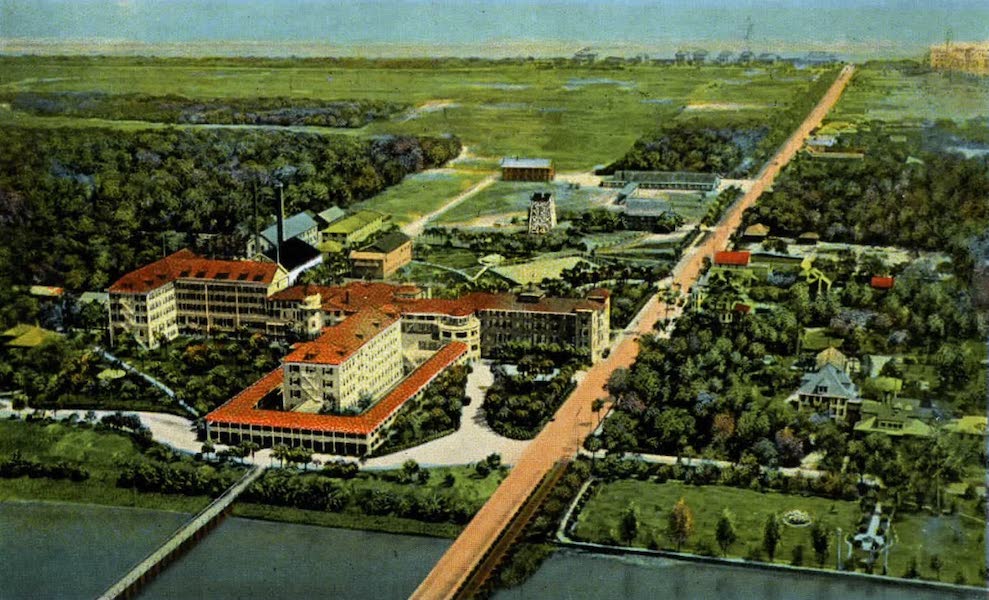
top-left (603, 170), bottom-right (720, 191)
top-left (206, 342), bottom-right (469, 456)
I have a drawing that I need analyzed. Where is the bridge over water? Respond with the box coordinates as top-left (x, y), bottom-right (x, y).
top-left (98, 465), bottom-right (265, 600)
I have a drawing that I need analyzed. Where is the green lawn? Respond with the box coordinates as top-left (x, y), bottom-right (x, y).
top-left (436, 180), bottom-right (610, 225)
top-left (829, 63), bottom-right (989, 124)
top-left (350, 170), bottom-right (488, 225)
top-left (0, 420), bottom-right (213, 513)
top-left (0, 58), bottom-right (823, 170)
top-left (887, 511), bottom-right (985, 585)
top-left (414, 245), bottom-right (481, 271)
top-left (802, 328), bottom-right (844, 352)
top-left (575, 480), bottom-right (861, 564)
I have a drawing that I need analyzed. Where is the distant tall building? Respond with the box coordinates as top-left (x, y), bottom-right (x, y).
top-left (527, 192), bottom-right (557, 234)
top-left (930, 42), bottom-right (989, 75)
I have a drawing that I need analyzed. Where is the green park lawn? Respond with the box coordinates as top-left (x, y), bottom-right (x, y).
top-left (886, 511), bottom-right (986, 585)
top-left (575, 480), bottom-right (861, 564)
top-left (0, 57), bottom-right (822, 170)
top-left (0, 420), bottom-right (213, 513)
top-left (414, 245), bottom-right (481, 271)
top-left (350, 170), bottom-right (488, 226)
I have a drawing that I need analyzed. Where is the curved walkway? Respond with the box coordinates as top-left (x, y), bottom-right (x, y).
top-left (1, 362), bottom-right (531, 470)
top-left (364, 362), bottom-right (531, 469)
top-left (92, 346), bottom-right (199, 417)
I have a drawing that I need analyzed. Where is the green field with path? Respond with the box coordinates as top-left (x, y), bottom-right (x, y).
top-left (0, 58), bottom-right (823, 170)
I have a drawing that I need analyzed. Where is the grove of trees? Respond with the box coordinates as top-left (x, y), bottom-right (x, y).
top-left (0, 126), bottom-right (459, 291)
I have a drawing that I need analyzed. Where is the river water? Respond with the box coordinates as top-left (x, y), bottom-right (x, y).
top-left (496, 550), bottom-right (986, 600)
top-left (1, 502), bottom-right (984, 600)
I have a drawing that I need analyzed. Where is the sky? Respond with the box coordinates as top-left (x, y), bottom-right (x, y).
top-left (1, 0), bottom-right (987, 56)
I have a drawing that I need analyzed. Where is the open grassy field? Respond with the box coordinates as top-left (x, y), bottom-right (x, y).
top-left (350, 169), bottom-right (487, 225)
top-left (435, 180), bottom-right (611, 225)
top-left (0, 58), bottom-right (824, 169)
top-left (575, 480), bottom-right (861, 563)
top-left (575, 479), bottom-right (986, 584)
top-left (0, 420), bottom-right (212, 513)
top-left (828, 63), bottom-right (989, 125)
top-left (887, 511), bottom-right (985, 585)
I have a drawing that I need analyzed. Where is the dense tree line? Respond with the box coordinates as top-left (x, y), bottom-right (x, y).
top-left (701, 186), bottom-right (743, 226)
top-left (117, 459), bottom-right (242, 497)
top-left (603, 126), bottom-right (767, 177)
top-left (0, 126), bottom-right (460, 289)
top-left (599, 307), bottom-right (806, 461)
top-left (743, 126), bottom-right (989, 257)
top-left (243, 467), bottom-right (487, 525)
top-left (494, 459), bottom-right (592, 589)
top-left (422, 226), bottom-right (587, 260)
top-left (484, 365), bottom-right (577, 439)
top-left (242, 468), bottom-right (349, 512)
top-left (0, 337), bottom-right (175, 415)
top-left (4, 92), bottom-right (404, 128)
top-left (538, 261), bottom-right (668, 329)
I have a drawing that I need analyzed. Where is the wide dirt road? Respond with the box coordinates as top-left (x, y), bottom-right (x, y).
top-left (410, 64), bottom-right (855, 600)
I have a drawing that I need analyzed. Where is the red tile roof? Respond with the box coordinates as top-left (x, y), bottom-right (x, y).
top-left (713, 251), bottom-right (751, 267)
top-left (870, 276), bottom-right (895, 290)
top-left (283, 309), bottom-right (400, 365)
top-left (108, 249), bottom-right (281, 294)
top-left (205, 342), bottom-right (468, 436)
top-left (272, 282), bottom-right (609, 319)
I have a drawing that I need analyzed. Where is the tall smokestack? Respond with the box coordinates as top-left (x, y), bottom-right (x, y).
top-left (275, 181), bottom-right (285, 266)
top-left (252, 180), bottom-right (260, 258)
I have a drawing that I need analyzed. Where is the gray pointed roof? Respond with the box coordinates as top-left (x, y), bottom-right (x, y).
top-left (260, 212), bottom-right (318, 245)
top-left (799, 363), bottom-right (857, 398)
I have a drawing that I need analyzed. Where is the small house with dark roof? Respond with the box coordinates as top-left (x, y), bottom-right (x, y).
top-left (263, 238), bottom-right (323, 285)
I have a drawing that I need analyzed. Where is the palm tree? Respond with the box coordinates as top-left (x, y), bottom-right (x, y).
top-left (242, 440), bottom-right (260, 461)
top-left (272, 444), bottom-right (290, 468)
top-left (201, 441), bottom-right (215, 461)
top-left (592, 398), bottom-right (607, 427)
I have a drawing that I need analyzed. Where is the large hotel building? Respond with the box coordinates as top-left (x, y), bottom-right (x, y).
top-left (108, 249), bottom-right (290, 348)
top-left (109, 251), bottom-right (612, 456)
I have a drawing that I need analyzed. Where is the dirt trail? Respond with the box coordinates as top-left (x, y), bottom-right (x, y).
top-left (410, 64), bottom-right (856, 600)
top-left (401, 173), bottom-right (498, 237)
